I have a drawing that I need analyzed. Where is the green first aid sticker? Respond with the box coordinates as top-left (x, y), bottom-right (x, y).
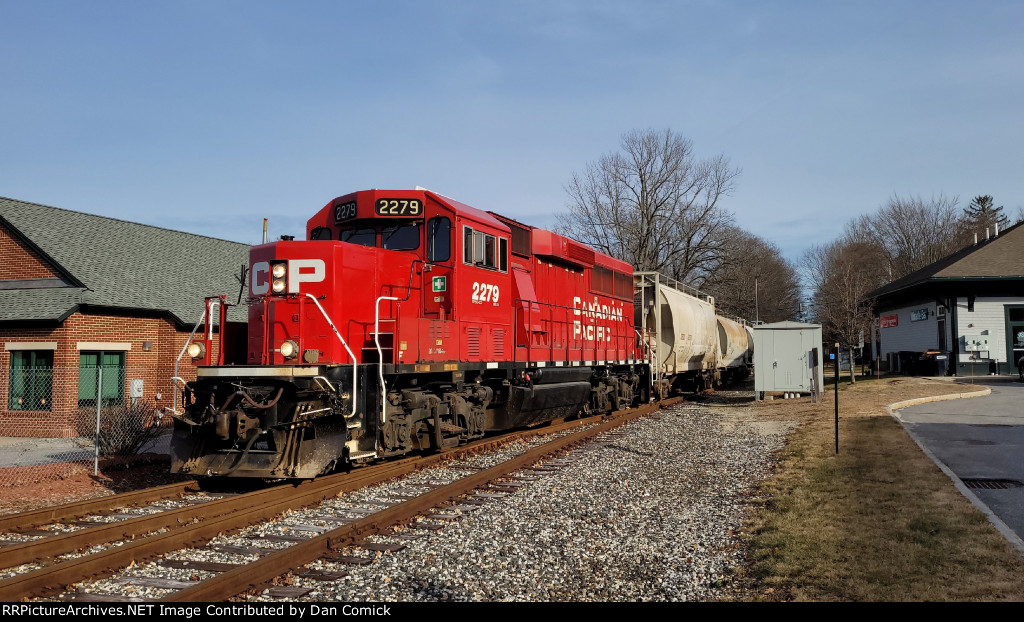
top-left (432, 276), bottom-right (446, 292)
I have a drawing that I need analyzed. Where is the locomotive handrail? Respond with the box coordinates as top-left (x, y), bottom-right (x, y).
top-left (375, 295), bottom-right (400, 425)
top-left (172, 306), bottom-right (208, 415)
top-left (303, 293), bottom-right (358, 419)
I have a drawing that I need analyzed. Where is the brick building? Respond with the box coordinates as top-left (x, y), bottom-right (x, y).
top-left (0, 197), bottom-right (249, 437)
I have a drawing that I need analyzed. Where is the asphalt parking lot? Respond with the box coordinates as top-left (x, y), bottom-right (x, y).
top-left (893, 377), bottom-right (1024, 550)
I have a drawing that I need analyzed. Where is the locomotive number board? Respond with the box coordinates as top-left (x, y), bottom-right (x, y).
top-left (375, 198), bottom-right (423, 216)
top-left (334, 201), bottom-right (358, 222)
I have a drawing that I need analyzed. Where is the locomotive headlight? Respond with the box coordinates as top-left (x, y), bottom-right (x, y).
top-left (270, 262), bottom-right (287, 294)
top-left (280, 340), bottom-right (298, 359)
top-left (187, 342), bottom-right (206, 359)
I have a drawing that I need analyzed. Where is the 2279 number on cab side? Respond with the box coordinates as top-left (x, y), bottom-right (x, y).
top-left (472, 282), bottom-right (499, 305)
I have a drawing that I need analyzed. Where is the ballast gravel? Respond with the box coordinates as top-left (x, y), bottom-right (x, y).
top-left (273, 399), bottom-right (786, 602)
top-left (63, 397), bottom-right (788, 602)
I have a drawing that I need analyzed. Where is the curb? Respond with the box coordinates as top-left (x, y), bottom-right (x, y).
top-left (886, 386), bottom-right (1024, 557)
top-left (887, 386), bottom-right (991, 416)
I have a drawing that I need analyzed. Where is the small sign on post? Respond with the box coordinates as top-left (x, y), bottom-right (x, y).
top-left (834, 342), bottom-right (840, 454)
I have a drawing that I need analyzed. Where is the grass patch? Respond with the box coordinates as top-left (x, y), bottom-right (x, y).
top-left (729, 378), bottom-right (1024, 601)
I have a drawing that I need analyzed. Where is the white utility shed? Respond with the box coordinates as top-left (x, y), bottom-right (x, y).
top-left (753, 322), bottom-right (824, 399)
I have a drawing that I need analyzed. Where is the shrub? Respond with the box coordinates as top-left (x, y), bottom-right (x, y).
top-left (74, 399), bottom-right (166, 457)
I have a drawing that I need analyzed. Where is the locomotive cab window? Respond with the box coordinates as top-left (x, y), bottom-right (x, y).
top-left (428, 217), bottom-right (451, 262)
top-left (462, 226), bottom-right (507, 272)
top-left (382, 222), bottom-right (420, 251)
top-left (340, 227), bottom-right (376, 247)
top-left (310, 226), bottom-right (332, 241)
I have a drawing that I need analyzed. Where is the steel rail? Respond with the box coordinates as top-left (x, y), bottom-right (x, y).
top-left (0, 460), bottom-right (420, 601)
top-left (0, 481), bottom-right (196, 532)
top-left (0, 401), bottom-right (677, 601)
top-left (164, 399), bottom-right (679, 602)
top-left (0, 417), bottom-right (593, 571)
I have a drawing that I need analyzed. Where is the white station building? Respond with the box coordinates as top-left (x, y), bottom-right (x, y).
top-left (867, 221), bottom-right (1024, 377)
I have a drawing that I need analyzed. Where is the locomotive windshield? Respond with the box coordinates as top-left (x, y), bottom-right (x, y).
top-left (340, 227), bottom-right (376, 247)
top-left (382, 222), bottom-right (420, 250)
top-left (335, 222), bottom-right (422, 251)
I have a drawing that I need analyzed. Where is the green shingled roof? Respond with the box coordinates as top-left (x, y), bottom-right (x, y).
top-left (0, 197), bottom-right (250, 326)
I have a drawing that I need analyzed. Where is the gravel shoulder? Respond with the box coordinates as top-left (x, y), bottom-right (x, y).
top-left (246, 398), bottom-right (789, 602)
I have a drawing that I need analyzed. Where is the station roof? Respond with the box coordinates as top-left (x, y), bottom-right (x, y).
top-left (0, 197), bottom-right (250, 327)
top-left (867, 220), bottom-right (1024, 306)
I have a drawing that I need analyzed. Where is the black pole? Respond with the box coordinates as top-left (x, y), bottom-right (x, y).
top-left (834, 342), bottom-right (839, 454)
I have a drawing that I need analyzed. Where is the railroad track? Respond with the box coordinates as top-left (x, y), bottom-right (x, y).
top-left (1, 398), bottom-right (679, 602)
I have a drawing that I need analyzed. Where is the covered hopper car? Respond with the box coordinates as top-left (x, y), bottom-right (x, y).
top-left (634, 272), bottom-right (753, 397)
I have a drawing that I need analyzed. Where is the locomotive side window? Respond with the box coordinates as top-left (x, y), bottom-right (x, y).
top-left (428, 217), bottom-right (451, 262)
top-left (463, 226), bottom-right (474, 264)
top-left (481, 234), bottom-right (495, 268)
top-left (462, 225), bottom-right (508, 272)
top-left (382, 222), bottom-right (420, 250)
top-left (340, 227), bottom-right (376, 247)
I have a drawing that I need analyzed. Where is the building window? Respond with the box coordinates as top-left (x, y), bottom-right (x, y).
top-left (8, 350), bottom-right (53, 411)
top-left (78, 351), bottom-right (125, 407)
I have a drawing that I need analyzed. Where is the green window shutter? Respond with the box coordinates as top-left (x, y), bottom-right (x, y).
top-left (100, 352), bottom-right (124, 401)
top-left (79, 352), bottom-right (99, 403)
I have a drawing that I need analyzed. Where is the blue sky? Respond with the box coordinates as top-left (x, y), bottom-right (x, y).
top-left (3, 1), bottom-right (1022, 263)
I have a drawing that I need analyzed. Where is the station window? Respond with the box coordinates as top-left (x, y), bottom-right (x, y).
top-left (428, 217), bottom-right (451, 262)
top-left (462, 226), bottom-right (507, 272)
top-left (8, 350), bottom-right (53, 411)
top-left (78, 351), bottom-right (125, 407)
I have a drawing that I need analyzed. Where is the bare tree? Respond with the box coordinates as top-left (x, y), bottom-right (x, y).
top-left (698, 227), bottom-right (801, 323)
top-left (803, 240), bottom-right (888, 382)
top-left (845, 194), bottom-right (962, 281)
top-left (559, 129), bottom-right (740, 283)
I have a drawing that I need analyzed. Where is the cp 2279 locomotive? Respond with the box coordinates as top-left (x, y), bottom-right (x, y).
top-left (170, 189), bottom-right (653, 479)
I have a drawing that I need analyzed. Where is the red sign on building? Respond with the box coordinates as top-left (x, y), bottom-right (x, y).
top-left (880, 314), bottom-right (898, 328)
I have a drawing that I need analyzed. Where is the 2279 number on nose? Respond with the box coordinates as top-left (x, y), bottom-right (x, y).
top-left (375, 198), bottom-right (422, 216)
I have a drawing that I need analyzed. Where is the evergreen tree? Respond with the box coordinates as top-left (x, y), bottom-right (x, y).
top-left (962, 195), bottom-right (1009, 234)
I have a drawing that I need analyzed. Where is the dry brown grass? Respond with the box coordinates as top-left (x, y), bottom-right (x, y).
top-left (717, 376), bottom-right (1024, 601)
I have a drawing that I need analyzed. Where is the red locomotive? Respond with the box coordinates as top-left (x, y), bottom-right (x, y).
top-left (171, 189), bottom-right (651, 479)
